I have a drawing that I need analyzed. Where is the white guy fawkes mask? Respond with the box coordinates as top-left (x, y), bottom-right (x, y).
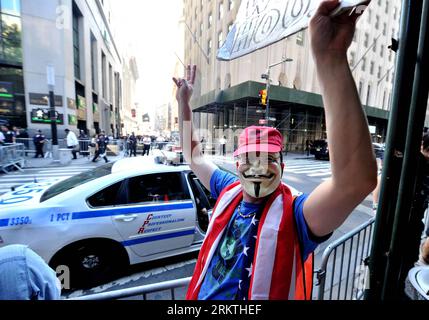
top-left (237, 152), bottom-right (283, 199)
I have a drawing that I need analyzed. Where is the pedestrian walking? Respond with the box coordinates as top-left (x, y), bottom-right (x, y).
top-left (92, 131), bottom-right (109, 163)
top-left (129, 132), bottom-right (137, 157)
top-left (305, 139), bottom-right (312, 157)
top-left (65, 129), bottom-right (79, 160)
top-left (201, 136), bottom-right (206, 154)
top-left (89, 134), bottom-right (97, 160)
top-left (142, 136), bottom-right (151, 156)
top-left (219, 136), bottom-right (227, 156)
top-left (33, 130), bottom-right (45, 158)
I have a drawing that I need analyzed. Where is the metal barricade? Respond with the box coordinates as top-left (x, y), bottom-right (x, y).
top-left (315, 218), bottom-right (375, 300)
top-left (65, 218), bottom-right (375, 301)
top-left (67, 277), bottom-right (192, 300)
top-left (0, 143), bottom-right (25, 173)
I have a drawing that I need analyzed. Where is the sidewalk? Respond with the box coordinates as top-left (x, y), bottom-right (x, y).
top-left (23, 153), bottom-right (124, 169)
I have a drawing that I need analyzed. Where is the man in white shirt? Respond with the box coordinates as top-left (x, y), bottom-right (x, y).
top-left (65, 129), bottom-right (79, 159)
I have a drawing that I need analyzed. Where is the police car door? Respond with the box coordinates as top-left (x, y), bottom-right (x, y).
top-left (111, 172), bottom-right (196, 257)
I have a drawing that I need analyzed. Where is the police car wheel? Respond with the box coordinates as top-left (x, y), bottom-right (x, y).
top-left (51, 240), bottom-right (128, 290)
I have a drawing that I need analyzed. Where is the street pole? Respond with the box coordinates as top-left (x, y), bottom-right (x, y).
top-left (265, 68), bottom-right (271, 126)
top-left (47, 65), bottom-right (59, 161)
top-left (263, 58), bottom-right (293, 126)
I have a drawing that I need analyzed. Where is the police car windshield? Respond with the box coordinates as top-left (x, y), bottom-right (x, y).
top-left (40, 163), bottom-right (114, 202)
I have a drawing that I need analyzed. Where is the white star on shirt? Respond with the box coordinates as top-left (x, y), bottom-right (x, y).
top-left (253, 235), bottom-right (257, 240)
top-left (239, 280), bottom-right (243, 290)
top-left (243, 246), bottom-right (250, 256)
top-left (251, 215), bottom-right (259, 225)
top-left (246, 263), bottom-right (253, 278)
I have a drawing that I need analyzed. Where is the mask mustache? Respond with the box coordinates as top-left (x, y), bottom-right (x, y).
top-left (243, 173), bottom-right (274, 179)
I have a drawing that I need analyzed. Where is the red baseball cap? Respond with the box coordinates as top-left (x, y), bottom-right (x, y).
top-left (233, 126), bottom-right (283, 157)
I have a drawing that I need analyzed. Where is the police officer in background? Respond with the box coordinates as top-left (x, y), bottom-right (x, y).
top-left (2, 126), bottom-right (15, 144)
top-left (33, 130), bottom-right (45, 158)
top-left (92, 131), bottom-right (109, 163)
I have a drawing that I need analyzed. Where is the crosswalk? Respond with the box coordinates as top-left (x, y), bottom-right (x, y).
top-left (284, 159), bottom-right (332, 179)
top-left (0, 165), bottom-right (96, 196)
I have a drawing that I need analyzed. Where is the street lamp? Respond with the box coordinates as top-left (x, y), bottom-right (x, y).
top-left (47, 64), bottom-right (59, 160)
top-left (261, 57), bottom-right (293, 126)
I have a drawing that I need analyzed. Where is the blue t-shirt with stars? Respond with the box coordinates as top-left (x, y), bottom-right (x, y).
top-left (197, 169), bottom-right (329, 300)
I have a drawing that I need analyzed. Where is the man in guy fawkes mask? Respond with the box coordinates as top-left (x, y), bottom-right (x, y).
top-left (174, 0), bottom-right (377, 300)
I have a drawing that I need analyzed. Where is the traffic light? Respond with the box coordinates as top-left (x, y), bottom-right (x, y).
top-left (259, 89), bottom-right (267, 106)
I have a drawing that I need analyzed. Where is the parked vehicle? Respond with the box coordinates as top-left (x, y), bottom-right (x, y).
top-left (311, 139), bottom-right (329, 160)
top-left (0, 158), bottom-right (213, 288)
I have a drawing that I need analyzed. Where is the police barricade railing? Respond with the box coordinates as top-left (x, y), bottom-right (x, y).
top-left (66, 277), bottom-right (192, 300)
top-left (0, 143), bottom-right (25, 173)
top-left (314, 218), bottom-right (375, 300)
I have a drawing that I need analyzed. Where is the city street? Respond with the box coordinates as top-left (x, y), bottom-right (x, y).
top-left (8, 153), bottom-right (373, 299)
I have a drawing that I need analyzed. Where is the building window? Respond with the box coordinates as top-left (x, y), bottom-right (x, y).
top-left (296, 31), bottom-right (304, 46)
top-left (366, 85), bottom-right (371, 105)
top-left (380, 44), bottom-right (384, 57)
top-left (383, 22), bottom-right (387, 36)
top-left (385, 2), bottom-right (389, 14)
top-left (367, 9), bottom-right (372, 23)
top-left (382, 90), bottom-right (387, 109)
top-left (208, 13), bottom-right (212, 28)
top-left (200, 23), bottom-right (203, 37)
top-left (0, 0), bottom-right (22, 65)
top-left (72, 6), bottom-right (81, 80)
top-left (101, 52), bottom-right (106, 99)
top-left (218, 31), bottom-right (223, 48)
top-left (228, 22), bottom-right (233, 33)
top-left (364, 33), bottom-right (369, 47)
top-left (207, 39), bottom-right (212, 56)
top-left (386, 70), bottom-right (390, 82)
top-left (358, 81), bottom-right (363, 96)
top-left (200, 0), bottom-right (203, 10)
top-left (109, 64), bottom-right (113, 103)
top-left (370, 61), bottom-right (375, 75)
top-left (90, 33), bottom-right (97, 92)
top-left (375, 15), bottom-right (379, 29)
top-left (229, 0), bottom-right (234, 11)
top-left (394, 7), bottom-right (398, 20)
top-left (378, 66), bottom-right (382, 78)
top-left (362, 57), bottom-right (366, 71)
top-left (218, 2), bottom-right (223, 20)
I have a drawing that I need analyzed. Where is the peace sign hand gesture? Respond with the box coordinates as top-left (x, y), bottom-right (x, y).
top-left (173, 65), bottom-right (196, 105)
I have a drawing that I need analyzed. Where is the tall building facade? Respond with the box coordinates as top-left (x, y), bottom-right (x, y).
top-left (0, 0), bottom-right (123, 138)
top-left (183, 0), bottom-right (401, 152)
top-left (121, 54), bottom-right (139, 135)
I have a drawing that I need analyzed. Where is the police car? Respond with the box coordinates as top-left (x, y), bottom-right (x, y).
top-left (0, 157), bottom-right (216, 288)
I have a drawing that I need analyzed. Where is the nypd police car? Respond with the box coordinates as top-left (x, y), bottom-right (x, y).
top-left (0, 157), bottom-right (216, 288)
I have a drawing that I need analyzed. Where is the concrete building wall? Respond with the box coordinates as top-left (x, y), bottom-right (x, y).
top-left (20, 0), bottom-right (122, 138)
top-left (184, 0), bottom-right (401, 108)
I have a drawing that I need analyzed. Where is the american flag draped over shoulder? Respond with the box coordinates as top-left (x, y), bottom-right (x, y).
top-left (186, 181), bottom-right (313, 300)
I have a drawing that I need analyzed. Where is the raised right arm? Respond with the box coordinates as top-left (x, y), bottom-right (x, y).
top-left (173, 65), bottom-right (217, 191)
